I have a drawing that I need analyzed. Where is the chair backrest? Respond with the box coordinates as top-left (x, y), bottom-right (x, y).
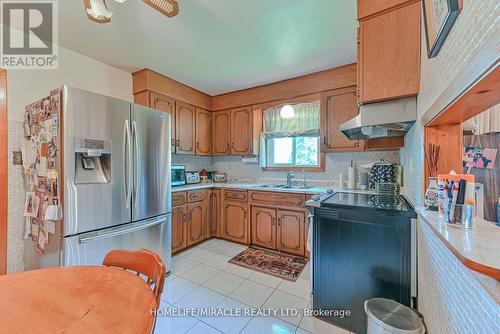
top-left (103, 249), bottom-right (166, 306)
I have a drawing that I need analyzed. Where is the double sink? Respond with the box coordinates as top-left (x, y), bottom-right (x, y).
top-left (247, 184), bottom-right (313, 190)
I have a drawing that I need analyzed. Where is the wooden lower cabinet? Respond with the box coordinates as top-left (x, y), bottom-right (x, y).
top-left (251, 206), bottom-right (276, 249)
top-left (250, 206), bottom-right (305, 256)
top-left (172, 205), bottom-right (187, 254)
top-left (207, 189), bottom-right (221, 238)
top-left (223, 201), bottom-right (248, 243)
top-left (187, 202), bottom-right (204, 246)
top-left (277, 209), bottom-right (305, 256)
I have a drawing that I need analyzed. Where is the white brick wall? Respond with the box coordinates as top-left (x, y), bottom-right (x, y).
top-left (418, 219), bottom-right (500, 334)
top-left (401, 0), bottom-right (500, 205)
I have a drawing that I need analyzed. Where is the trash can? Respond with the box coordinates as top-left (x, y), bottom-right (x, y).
top-left (365, 298), bottom-right (424, 334)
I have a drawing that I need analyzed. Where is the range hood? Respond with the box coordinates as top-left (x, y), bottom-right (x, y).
top-left (340, 97), bottom-right (416, 140)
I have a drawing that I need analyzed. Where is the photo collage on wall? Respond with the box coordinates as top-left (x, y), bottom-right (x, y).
top-left (22, 89), bottom-right (62, 255)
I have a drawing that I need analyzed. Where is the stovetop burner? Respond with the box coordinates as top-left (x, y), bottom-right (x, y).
top-left (319, 192), bottom-right (413, 213)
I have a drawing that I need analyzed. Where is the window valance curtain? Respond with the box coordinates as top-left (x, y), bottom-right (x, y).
top-left (263, 101), bottom-right (320, 139)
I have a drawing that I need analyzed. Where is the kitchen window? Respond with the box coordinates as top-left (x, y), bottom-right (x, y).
top-left (261, 100), bottom-right (323, 171)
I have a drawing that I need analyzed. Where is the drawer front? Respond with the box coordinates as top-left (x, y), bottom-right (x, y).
top-left (223, 189), bottom-right (248, 201)
top-left (172, 192), bottom-right (187, 206)
top-left (187, 190), bottom-right (203, 203)
top-left (249, 191), bottom-right (305, 207)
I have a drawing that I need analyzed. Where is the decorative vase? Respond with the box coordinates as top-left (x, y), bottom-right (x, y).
top-left (424, 177), bottom-right (439, 211)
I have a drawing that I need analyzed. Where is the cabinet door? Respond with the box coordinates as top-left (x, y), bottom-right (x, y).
top-left (223, 201), bottom-right (248, 243)
top-left (359, 1), bottom-right (420, 103)
top-left (196, 108), bottom-right (212, 156)
top-left (277, 210), bottom-right (305, 256)
top-left (175, 101), bottom-right (196, 155)
top-left (187, 202), bottom-right (204, 246)
top-left (212, 189), bottom-right (222, 238)
top-left (322, 88), bottom-right (365, 153)
top-left (201, 190), bottom-right (212, 238)
top-left (231, 107), bottom-right (253, 155)
top-left (172, 205), bottom-right (187, 254)
top-left (251, 206), bottom-right (276, 249)
top-left (212, 110), bottom-right (231, 155)
top-left (151, 92), bottom-right (176, 151)
top-left (207, 190), bottom-right (220, 238)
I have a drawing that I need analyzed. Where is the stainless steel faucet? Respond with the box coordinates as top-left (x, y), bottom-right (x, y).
top-left (287, 172), bottom-right (296, 187)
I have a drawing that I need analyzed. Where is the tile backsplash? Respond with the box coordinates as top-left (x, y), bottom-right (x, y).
top-left (174, 151), bottom-right (400, 188)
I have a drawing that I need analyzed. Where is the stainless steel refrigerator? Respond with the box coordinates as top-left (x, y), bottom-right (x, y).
top-left (26, 86), bottom-right (172, 270)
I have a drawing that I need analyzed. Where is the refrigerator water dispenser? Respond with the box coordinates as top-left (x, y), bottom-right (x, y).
top-left (75, 138), bottom-right (111, 184)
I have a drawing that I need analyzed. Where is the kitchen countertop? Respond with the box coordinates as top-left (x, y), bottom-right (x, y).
top-left (172, 182), bottom-right (377, 195)
top-left (416, 206), bottom-right (500, 280)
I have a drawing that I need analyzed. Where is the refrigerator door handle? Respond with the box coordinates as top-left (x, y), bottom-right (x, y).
top-left (123, 120), bottom-right (132, 209)
top-left (79, 215), bottom-right (168, 244)
top-left (132, 120), bottom-right (140, 208)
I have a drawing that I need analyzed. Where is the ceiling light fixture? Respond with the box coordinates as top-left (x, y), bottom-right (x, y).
top-left (83, 0), bottom-right (113, 23)
top-left (143, 0), bottom-right (179, 18)
top-left (280, 104), bottom-right (295, 119)
top-left (84, 0), bottom-right (179, 24)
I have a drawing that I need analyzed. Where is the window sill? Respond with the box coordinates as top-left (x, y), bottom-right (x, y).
top-left (262, 154), bottom-right (325, 172)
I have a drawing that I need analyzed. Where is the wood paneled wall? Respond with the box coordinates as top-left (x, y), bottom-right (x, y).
top-left (424, 124), bottom-right (463, 186)
top-left (211, 64), bottom-right (357, 111)
top-left (133, 69), bottom-right (212, 110)
top-left (0, 69), bottom-right (7, 275)
top-left (133, 64), bottom-right (357, 113)
top-left (424, 64), bottom-right (500, 189)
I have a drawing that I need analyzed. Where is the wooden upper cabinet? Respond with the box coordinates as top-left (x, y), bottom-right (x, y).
top-left (149, 92), bottom-right (176, 149)
top-left (175, 102), bottom-right (196, 155)
top-left (223, 201), bottom-right (248, 244)
top-left (230, 107), bottom-right (253, 155)
top-left (187, 202), bottom-right (204, 246)
top-left (358, 1), bottom-right (421, 103)
top-left (172, 205), bottom-right (187, 254)
top-left (251, 206), bottom-right (276, 249)
top-left (212, 110), bottom-right (231, 156)
top-left (277, 210), bottom-right (305, 256)
top-left (357, 0), bottom-right (415, 19)
top-left (322, 87), bottom-right (365, 153)
top-left (196, 108), bottom-right (212, 156)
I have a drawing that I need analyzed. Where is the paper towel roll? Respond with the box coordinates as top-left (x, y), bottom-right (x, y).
top-left (347, 167), bottom-right (355, 189)
top-left (339, 173), bottom-right (344, 189)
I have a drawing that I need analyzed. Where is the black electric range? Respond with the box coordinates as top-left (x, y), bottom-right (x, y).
top-left (307, 192), bottom-right (416, 334)
top-left (318, 192), bottom-right (415, 217)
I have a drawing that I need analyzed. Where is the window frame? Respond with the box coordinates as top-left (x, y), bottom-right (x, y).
top-left (266, 136), bottom-right (321, 167)
top-left (263, 136), bottom-right (325, 172)
top-left (259, 94), bottom-right (325, 172)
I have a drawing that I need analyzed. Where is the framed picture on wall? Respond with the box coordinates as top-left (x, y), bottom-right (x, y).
top-left (422, 0), bottom-right (463, 58)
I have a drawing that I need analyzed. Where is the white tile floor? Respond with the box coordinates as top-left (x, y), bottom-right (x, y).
top-left (154, 239), bottom-right (353, 334)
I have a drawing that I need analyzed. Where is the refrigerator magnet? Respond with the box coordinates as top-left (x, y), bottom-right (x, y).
top-left (24, 192), bottom-right (40, 218)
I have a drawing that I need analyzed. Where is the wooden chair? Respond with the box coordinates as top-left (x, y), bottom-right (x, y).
top-left (102, 249), bottom-right (166, 306)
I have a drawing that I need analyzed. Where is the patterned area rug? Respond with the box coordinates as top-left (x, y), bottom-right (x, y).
top-left (229, 247), bottom-right (308, 282)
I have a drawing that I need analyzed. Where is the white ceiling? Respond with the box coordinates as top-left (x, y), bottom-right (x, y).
top-left (58, 0), bottom-right (357, 95)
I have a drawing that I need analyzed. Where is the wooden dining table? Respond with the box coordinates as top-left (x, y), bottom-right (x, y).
top-left (0, 266), bottom-right (157, 334)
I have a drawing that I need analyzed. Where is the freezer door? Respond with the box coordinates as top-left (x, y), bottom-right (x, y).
top-left (62, 86), bottom-right (132, 236)
top-left (131, 104), bottom-right (171, 221)
top-left (64, 214), bottom-right (172, 269)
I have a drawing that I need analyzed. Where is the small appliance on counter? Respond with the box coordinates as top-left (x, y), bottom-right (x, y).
top-left (185, 171), bottom-right (201, 184)
top-left (207, 171), bottom-right (216, 182)
top-left (199, 169), bottom-right (209, 183)
top-left (369, 162), bottom-right (399, 189)
top-left (171, 165), bottom-right (186, 187)
top-left (213, 172), bottom-right (227, 183)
